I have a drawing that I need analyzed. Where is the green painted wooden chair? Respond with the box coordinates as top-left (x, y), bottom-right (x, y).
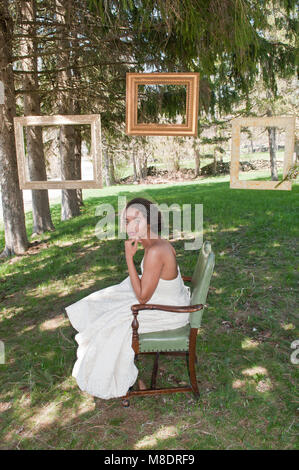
top-left (122, 241), bottom-right (215, 406)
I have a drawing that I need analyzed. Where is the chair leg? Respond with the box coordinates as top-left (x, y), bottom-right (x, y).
top-left (122, 398), bottom-right (130, 407)
top-left (189, 350), bottom-right (200, 397)
top-left (150, 353), bottom-right (159, 389)
top-left (185, 352), bottom-right (190, 382)
top-left (188, 329), bottom-right (200, 398)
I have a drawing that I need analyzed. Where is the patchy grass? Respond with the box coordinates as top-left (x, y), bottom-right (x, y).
top-left (0, 176), bottom-right (298, 450)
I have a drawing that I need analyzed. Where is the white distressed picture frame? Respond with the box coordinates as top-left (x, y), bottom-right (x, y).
top-left (230, 116), bottom-right (296, 191)
top-left (14, 114), bottom-right (102, 189)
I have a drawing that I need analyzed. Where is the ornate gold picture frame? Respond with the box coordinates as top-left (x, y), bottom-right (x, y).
top-left (14, 114), bottom-right (102, 190)
top-left (230, 116), bottom-right (296, 190)
top-left (126, 72), bottom-right (199, 136)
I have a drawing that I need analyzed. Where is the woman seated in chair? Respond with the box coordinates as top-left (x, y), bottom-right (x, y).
top-left (65, 197), bottom-right (191, 399)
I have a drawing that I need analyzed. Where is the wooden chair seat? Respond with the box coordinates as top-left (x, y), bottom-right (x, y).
top-left (139, 324), bottom-right (190, 353)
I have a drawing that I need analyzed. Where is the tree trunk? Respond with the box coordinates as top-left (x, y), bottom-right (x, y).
top-left (136, 151), bottom-right (144, 179)
top-left (295, 138), bottom-right (299, 163)
top-left (56, 0), bottom-right (80, 220)
top-left (72, 48), bottom-right (83, 206)
top-left (213, 147), bottom-right (217, 176)
top-left (103, 147), bottom-right (111, 186)
top-left (60, 125), bottom-right (80, 219)
top-left (0, 1), bottom-right (29, 257)
top-left (173, 150), bottom-right (180, 172)
top-left (109, 153), bottom-right (116, 184)
top-left (19, 0), bottom-right (55, 235)
top-left (267, 126), bottom-right (278, 181)
top-left (132, 149), bottom-right (138, 181)
top-left (74, 125), bottom-right (83, 206)
top-left (195, 148), bottom-right (201, 176)
top-left (142, 154), bottom-right (148, 178)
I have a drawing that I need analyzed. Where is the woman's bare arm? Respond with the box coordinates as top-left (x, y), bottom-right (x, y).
top-left (126, 246), bottom-right (163, 304)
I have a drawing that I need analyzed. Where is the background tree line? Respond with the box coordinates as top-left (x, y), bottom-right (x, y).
top-left (0, 0), bottom-right (297, 257)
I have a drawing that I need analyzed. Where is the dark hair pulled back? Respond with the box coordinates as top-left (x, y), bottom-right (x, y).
top-left (124, 197), bottom-right (163, 234)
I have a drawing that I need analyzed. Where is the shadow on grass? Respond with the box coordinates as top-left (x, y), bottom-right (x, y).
top-left (1, 318), bottom-right (296, 450)
top-left (0, 179), bottom-right (298, 449)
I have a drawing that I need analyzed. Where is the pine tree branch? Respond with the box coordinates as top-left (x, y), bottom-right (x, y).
top-left (13, 60), bottom-right (138, 74)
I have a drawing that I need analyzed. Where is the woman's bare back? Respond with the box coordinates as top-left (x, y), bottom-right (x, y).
top-left (143, 239), bottom-right (178, 280)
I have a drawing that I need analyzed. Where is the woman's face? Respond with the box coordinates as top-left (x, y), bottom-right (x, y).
top-left (125, 206), bottom-right (148, 240)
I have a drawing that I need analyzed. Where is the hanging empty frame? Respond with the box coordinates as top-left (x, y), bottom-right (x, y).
top-left (126, 72), bottom-right (200, 136)
top-left (14, 114), bottom-right (102, 190)
top-left (230, 116), bottom-right (296, 191)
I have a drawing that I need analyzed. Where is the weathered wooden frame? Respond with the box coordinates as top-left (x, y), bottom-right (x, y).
top-left (126, 72), bottom-right (199, 136)
top-left (14, 114), bottom-right (102, 189)
top-left (230, 116), bottom-right (296, 190)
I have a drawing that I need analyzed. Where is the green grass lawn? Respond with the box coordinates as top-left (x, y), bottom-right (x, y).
top-left (0, 174), bottom-right (298, 450)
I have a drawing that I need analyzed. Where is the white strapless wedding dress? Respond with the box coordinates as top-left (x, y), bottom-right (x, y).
top-left (65, 256), bottom-right (191, 399)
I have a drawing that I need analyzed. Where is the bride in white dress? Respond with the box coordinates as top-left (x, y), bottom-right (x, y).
top-left (65, 197), bottom-right (191, 399)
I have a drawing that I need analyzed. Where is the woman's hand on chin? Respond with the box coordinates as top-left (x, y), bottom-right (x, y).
top-left (125, 237), bottom-right (140, 260)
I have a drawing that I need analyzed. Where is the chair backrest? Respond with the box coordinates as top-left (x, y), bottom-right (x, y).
top-left (189, 241), bottom-right (215, 328)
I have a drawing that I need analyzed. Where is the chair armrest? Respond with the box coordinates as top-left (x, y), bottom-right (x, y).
top-left (182, 275), bottom-right (192, 282)
top-left (130, 303), bottom-right (203, 354)
top-left (131, 303), bottom-right (203, 314)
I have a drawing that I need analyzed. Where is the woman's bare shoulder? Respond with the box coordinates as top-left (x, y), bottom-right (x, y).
top-left (144, 240), bottom-right (177, 278)
top-left (148, 239), bottom-right (176, 258)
